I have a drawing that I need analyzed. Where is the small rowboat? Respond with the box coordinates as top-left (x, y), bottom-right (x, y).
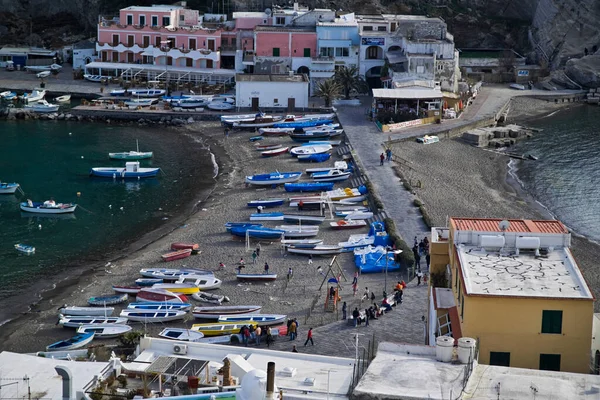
top-left (58, 316), bottom-right (128, 328)
top-left (297, 153), bottom-right (332, 163)
top-left (192, 292), bottom-right (226, 305)
top-left (0, 182), bottom-right (20, 194)
top-left (330, 219), bottom-right (368, 230)
top-left (15, 244), bottom-right (35, 254)
top-left (289, 145), bottom-right (332, 157)
top-left (245, 171), bottom-right (302, 186)
top-left (254, 143), bottom-right (283, 151)
top-left (176, 276), bottom-right (222, 290)
top-left (283, 214), bottom-right (326, 225)
top-left (236, 273), bottom-right (278, 282)
top-left (225, 222), bottom-right (263, 232)
top-left (191, 321), bottom-right (258, 336)
top-left (249, 212), bottom-right (284, 221)
top-left (287, 245), bottom-right (343, 255)
top-left (344, 211), bottom-right (374, 220)
top-left (311, 169), bottom-right (351, 182)
top-left (112, 286), bottom-right (141, 294)
top-left (151, 283), bottom-right (200, 295)
top-left (275, 225), bottom-right (320, 238)
top-left (127, 302), bottom-right (192, 311)
top-left (230, 226), bottom-right (285, 239)
top-left (60, 306), bottom-right (114, 316)
top-left (261, 147), bottom-right (289, 157)
top-left (76, 324), bottom-right (132, 339)
top-left (135, 278), bottom-right (163, 286)
top-left (247, 198), bottom-right (284, 208)
top-left (249, 136), bottom-right (263, 142)
top-left (159, 328), bottom-right (205, 342)
top-left (259, 127), bottom-right (294, 136)
top-left (280, 239), bottom-right (323, 248)
top-left (218, 314), bottom-right (286, 326)
top-left (88, 293), bottom-right (128, 306)
top-left (20, 201), bottom-right (77, 214)
top-left (120, 310), bottom-right (188, 323)
top-left (46, 332), bottom-right (94, 351)
top-left (139, 268), bottom-right (213, 280)
top-left (161, 249), bottom-right (193, 262)
top-left (136, 288), bottom-right (188, 303)
top-left (192, 305), bottom-right (262, 320)
top-left (54, 94), bottom-right (71, 103)
top-left (170, 243), bottom-right (199, 251)
top-left (284, 182), bottom-right (334, 192)
top-left (108, 151), bottom-right (153, 161)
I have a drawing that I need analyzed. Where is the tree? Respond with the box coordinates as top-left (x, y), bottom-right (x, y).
top-left (314, 78), bottom-right (342, 107)
top-left (119, 331), bottom-right (143, 347)
top-left (334, 65), bottom-right (369, 99)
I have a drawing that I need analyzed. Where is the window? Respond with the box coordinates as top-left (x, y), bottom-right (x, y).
top-left (206, 59), bottom-right (213, 68)
top-left (166, 56), bottom-right (173, 66)
top-left (222, 38), bottom-right (228, 46)
top-left (142, 55), bottom-right (153, 64)
top-left (180, 15), bottom-right (185, 22)
top-left (186, 58), bottom-right (193, 67)
top-left (112, 34), bottom-right (119, 46)
top-left (274, 98), bottom-right (279, 104)
top-left (275, 17), bottom-right (285, 25)
top-left (490, 352), bottom-right (510, 367)
top-left (363, 26), bottom-right (373, 31)
top-left (111, 51), bottom-right (118, 62)
top-left (167, 37), bottom-right (176, 48)
top-left (127, 35), bottom-right (134, 47)
top-left (139, 15), bottom-right (146, 26)
top-left (142, 36), bottom-right (150, 48)
top-left (319, 47), bottom-right (334, 57)
top-left (378, 26), bottom-right (387, 31)
top-left (539, 354), bottom-right (561, 371)
top-left (303, 48), bottom-right (311, 57)
top-left (162, 16), bottom-right (170, 26)
top-left (126, 15), bottom-right (133, 25)
top-left (335, 47), bottom-right (349, 57)
top-left (437, 63), bottom-right (444, 71)
top-left (272, 48), bottom-right (280, 57)
top-left (155, 36), bottom-right (161, 47)
top-left (207, 39), bottom-right (215, 51)
top-left (151, 16), bottom-right (158, 26)
top-left (390, 22), bottom-right (397, 31)
top-left (417, 65), bottom-right (425, 74)
top-left (127, 52), bottom-right (134, 63)
top-left (231, 38), bottom-right (236, 46)
top-left (366, 46), bottom-right (380, 59)
top-left (189, 38), bottom-right (196, 50)
top-left (541, 310), bottom-right (563, 334)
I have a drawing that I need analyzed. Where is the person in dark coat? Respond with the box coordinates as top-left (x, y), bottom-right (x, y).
top-left (352, 308), bottom-right (360, 327)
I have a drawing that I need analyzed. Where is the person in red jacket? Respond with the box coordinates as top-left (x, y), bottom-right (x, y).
top-left (304, 327), bottom-right (314, 346)
top-left (380, 153), bottom-right (385, 166)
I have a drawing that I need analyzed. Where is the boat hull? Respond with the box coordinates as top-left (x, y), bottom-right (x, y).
top-left (236, 273), bottom-right (277, 281)
top-left (284, 183), bottom-right (334, 192)
top-left (120, 310), bottom-right (187, 322)
top-left (20, 202), bottom-right (76, 214)
top-left (192, 305), bottom-right (261, 320)
top-left (191, 322), bottom-right (258, 336)
top-left (261, 147), bottom-right (289, 157)
top-left (90, 167), bottom-right (160, 178)
top-left (247, 199), bottom-right (285, 207)
top-left (46, 332), bottom-right (94, 351)
top-left (88, 294), bottom-right (128, 306)
top-left (245, 172), bottom-right (302, 186)
top-left (159, 328), bottom-right (205, 342)
top-left (287, 246), bottom-right (343, 255)
top-left (170, 242), bottom-right (200, 251)
top-left (59, 306), bottom-right (115, 316)
top-left (161, 249), bottom-right (193, 262)
top-left (218, 314), bottom-right (286, 326)
top-left (76, 324), bottom-right (132, 339)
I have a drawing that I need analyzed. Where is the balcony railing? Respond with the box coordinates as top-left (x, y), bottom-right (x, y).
top-left (220, 44), bottom-right (238, 52)
top-left (311, 56), bottom-right (335, 63)
top-left (243, 53), bottom-right (255, 63)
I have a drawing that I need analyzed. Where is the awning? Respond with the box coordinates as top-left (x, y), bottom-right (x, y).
top-left (372, 88), bottom-right (443, 100)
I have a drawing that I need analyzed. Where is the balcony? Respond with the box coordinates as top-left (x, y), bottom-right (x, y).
top-left (242, 52), bottom-right (255, 65)
top-left (96, 43), bottom-right (220, 62)
top-left (311, 56), bottom-right (335, 63)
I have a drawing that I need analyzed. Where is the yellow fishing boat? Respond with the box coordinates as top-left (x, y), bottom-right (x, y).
top-left (151, 283), bottom-right (200, 295)
top-left (191, 321), bottom-right (258, 336)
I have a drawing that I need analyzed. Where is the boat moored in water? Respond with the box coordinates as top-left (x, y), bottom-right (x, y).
top-left (20, 200), bottom-right (77, 214)
top-left (90, 161), bottom-right (160, 179)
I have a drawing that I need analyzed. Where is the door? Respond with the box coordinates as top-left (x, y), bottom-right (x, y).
top-left (189, 38), bottom-right (196, 50)
top-left (303, 48), bottom-right (310, 57)
top-left (186, 58), bottom-right (193, 67)
top-left (112, 51), bottom-right (118, 62)
top-left (101, 52), bottom-right (108, 62)
top-left (112, 34), bottom-right (119, 46)
top-left (251, 97), bottom-right (259, 111)
top-left (143, 36), bottom-right (150, 48)
top-left (206, 60), bottom-right (213, 68)
top-left (155, 36), bottom-right (161, 48)
top-left (207, 39), bottom-right (215, 51)
top-left (127, 35), bottom-right (134, 47)
top-left (287, 97), bottom-right (295, 113)
top-left (127, 52), bottom-right (134, 63)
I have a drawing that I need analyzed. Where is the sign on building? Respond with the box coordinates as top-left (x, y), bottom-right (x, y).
top-left (361, 38), bottom-right (385, 46)
top-left (517, 70), bottom-right (529, 76)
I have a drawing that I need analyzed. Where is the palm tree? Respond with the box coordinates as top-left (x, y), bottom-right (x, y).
top-left (314, 78), bottom-right (342, 107)
top-left (334, 65), bottom-right (369, 100)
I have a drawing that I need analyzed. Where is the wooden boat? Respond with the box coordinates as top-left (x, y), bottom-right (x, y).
top-left (335, 205), bottom-right (369, 212)
top-left (88, 293), bottom-right (128, 306)
top-left (273, 118), bottom-right (333, 129)
top-left (287, 245), bottom-right (343, 255)
top-left (191, 321), bottom-right (258, 336)
top-left (151, 283), bottom-right (200, 294)
top-left (127, 302), bottom-right (192, 311)
top-left (14, 243), bottom-right (35, 254)
top-left (90, 162), bottom-right (160, 178)
top-left (221, 113), bottom-right (265, 123)
top-left (172, 98), bottom-right (209, 109)
top-left (159, 328), bottom-right (205, 342)
top-left (58, 316), bottom-right (128, 328)
top-left (24, 99), bottom-right (59, 113)
top-left (20, 201), bottom-right (77, 214)
top-left (46, 332), bottom-right (94, 351)
top-left (83, 74), bottom-right (108, 82)
top-left (344, 211), bottom-right (374, 220)
top-left (192, 305), bottom-right (262, 320)
top-left (176, 276), bottom-right (222, 291)
top-left (281, 239), bottom-right (323, 248)
top-left (236, 273), bottom-right (277, 282)
top-left (247, 198), bottom-right (284, 208)
top-left (161, 249), bottom-right (193, 262)
top-left (59, 306), bottom-right (114, 316)
top-left (76, 324), bottom-right (132, 339)
top-left (297, 153), bottom-right (332, 163)
top-left (192, 292), bottom-right (226, 305)
top-left (284, 182), bottom-right (334, 192)
top-left (289, 145), bottom-right (332, 157)
top-left (259, 127), bottom-right (294, 136)
top-left (311, 169), bottom-right (351, 182)
top-left (112, 285), bottom-right (141, 294)
top-left (283, 214), bottom-right (326, 225)
top-left (139, 268), bottom-right (213, 280)
top-left (275, 225), bottom-right (320, 238)
top-left (135, 278), bottom-right (163, 286)
top-left (170, 242), bottom-right (200, 251)
top-left (124, 98), bottom-right (160, 108)
top-left (254, 143), bottom-right (282, 151)
top-left (225, 222), bottom-right (263, 232)
top-left (245, 171), bottom-right (302, 186)
top-left (249, 136), bottom-right (263, 142)
top-left (31, 349), bottom-right (89, 359)
top-left (54, 94), bottom-right (71, 103)
top-left (290, 132), bottom-right (332, 142)
top-left (330, 220), bottom-right (368, 230)
top-left (218, 314), bottom-right (286, 326)
top-left (249, 212), bottom-right (284, 221)
top-left (21, 88), bottom-right (46, 103)
top-left (230, 226), bottom-right (285, 239)
top-left (305, 162), bottom-right (348, 175)
top-left (120, 309), bottom-right (188, 323)
top-left (297, 200), bottom-right (325, 211)
top-left (261, 147), bottom-right (289, 157)
top-left (25, 64), bottom-right (62, 72)
top-left (136, 288), bottom-right (188, 303)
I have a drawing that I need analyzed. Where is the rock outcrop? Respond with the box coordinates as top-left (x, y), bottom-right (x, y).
top-left (565, 55), bottom-right (600, 89)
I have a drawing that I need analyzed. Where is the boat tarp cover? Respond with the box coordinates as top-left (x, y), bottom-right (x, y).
top-left (354, 246), bottom-right (401, 273)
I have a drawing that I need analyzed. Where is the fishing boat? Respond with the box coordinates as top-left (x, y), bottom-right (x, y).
top-left (192, 292), bottom-right (226, 305)
top-left (151, 283), bottom-right (200, 295)
top-left (207, 101), bottom-right (234, 111)
top-left (275, 225), bottom-right (320, 238)
top-left (90, 161), bottom-right (160, 178)
top-left (172, 98), bottom-right (209, 109)
top-left (230, 226), bottom-right (285, 239)
top-left (25, 64), bottom-right (62, 72)
top-left (249, 136), bottom-right (263, 142)
top-left (273, 118), bottom-right (333, 129)
top-left (245, 171), bottom-right (302, 186)
top-left (338, 234), bottom-right (375, 252)
top-left (284, 182), bottom-right (334, 192)
top-left (326, 186), bottom-right (368, 201)
top-left (54, 94), bottom-right (71, 103)
top-left (14, 243), bottom-right (35, 254)
top-left (158, 328), bottom-right (205, 342)
top-left (21, 89), bottom-right (46, 103)
top-left (247, 198), bottom-right (284, 208)
top-left (232, 116), bottom-right (284, 129)
top-left (236, 273), bottom-right (277, 282)
top-left (304, 140), bottom-right (342, 147)
top-left (305, 162), bottom-right (348, 175)
top-left (59, 306), bottom-right (114, 316)
top-left (192, 305), bottom-right (262, 320)
top-left (127, 302), bottom-right (191, 311)
top-left (330, 219), bottom-right (368, 230)
top-left (289, 145), bottom-right (332, 157)
top-left (110, 88), bottom-right (166, 97)
top-left (259, 127), bottom-right (294, 135)
top-left (31, 349), bottom-right (90, 359)
top-left (287, 245), bottom-right (343, 255)
top-left (249, 212), bottom-right (284, 221)
top-left (261, 147), bottom-right (289, 157)
top-left (36, 71), bottom-right (51, 79)
top-left (46, 332), bottom-right (94, 352)
top-left (289, 132), bottom-right (332, 142)
top-left (217, 314), bottom-right (286, 326)
top-left (124, 98), bottom-right (160, 108)
top-left (225, 222), bottom-right (263, 232)
top-left (24, 99), bottom-right (60, 113)
top-left (221, 113), bottom-right (264, 123)
top-left (77, 324), bottom-right (132, 339)
top-left (112, 285), bottom-right (141, 294)
top-left (191, 321), bottom-right (258, 336)
top-left (139, 268), bottom-right (213, 280)
top-left (280, 239), bottom-right (323, 248)
top-left (120, 310), bottom-right (187, 323)
top-left (161, 248), bottom-right (193, 262)
top-left (303, 128), bottom-right (343, 136)
top-left (297, 200), bottom-right (325, 211)
top-left (0, 91), bottom-right (17, 100)
top-left (311, 169), bottom-right (351, 182)
top-left (302, 123), bottom-right (340, 131)
top-left (283, 214), bottom-right (326, 225)
top-left (88, 293), bottom-right (128, 306)
top-left (170, 242), bottom-right (200, 251)
top-left (58, 316), bottom-right (128, 328)
top-left (297, 153), bottom-right (332, 163)
top-left (344, 211), bottom-right (374, 220)
top-left (135, 278), bottom-right (163, 286)
top-left (83, 74), bottom-right (108, 82)
top-left (136, 288), bottom-right (188, 303)
top-left (176, 276), bottom-right (222, 291)
top-left (20, 201), bottom-right (77, 214)
top-left (254, 143), bottom-right (282, 151)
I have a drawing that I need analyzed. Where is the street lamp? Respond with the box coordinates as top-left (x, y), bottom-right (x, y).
top-left (384, 246), bottom-right (402, 293)
top-left (160, 40), bottom-right (171, 95)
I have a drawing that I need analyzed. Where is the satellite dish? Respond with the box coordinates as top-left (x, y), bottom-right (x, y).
top-left (498, 220), bottom-right (510, 232)
top-left (265, 8), bottom-right (272, 16)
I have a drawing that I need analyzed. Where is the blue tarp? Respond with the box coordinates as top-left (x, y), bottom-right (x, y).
top-left (354, 247), bottom-right (401, 273)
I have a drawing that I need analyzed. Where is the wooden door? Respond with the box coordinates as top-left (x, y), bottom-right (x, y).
top-left (287, 97), bottom-right (295, 112)
top-left (189, 38), bottom-right (196, 50)
top-left (206, 60), bottom-right (213, 68)
top-left (251, 97), bottom-right (259, 111)
top-left (207, 39), bottom-right (215, 51)
top-left (112, 34), bottom-right (119, 46)
top-left (127, 52), bottom-right (134, 63)
top-left (186, 58), bottom-right (193, 67)
top-left (155, 36), bottom-right (161, 48)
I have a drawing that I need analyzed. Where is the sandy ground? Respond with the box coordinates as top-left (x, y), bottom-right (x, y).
top-left (0, 122), bottom-right (393, 353)
top-left (390, 98), bottom-right (600, 311)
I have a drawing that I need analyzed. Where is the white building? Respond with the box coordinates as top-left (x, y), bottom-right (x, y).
top-left (72, 39), bottom-right (97, 70)
top-left (235, 73), bottom-right (309, 109)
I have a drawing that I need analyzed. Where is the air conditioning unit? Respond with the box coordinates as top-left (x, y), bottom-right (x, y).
top-left (173, 344), bottom-right (188, 355)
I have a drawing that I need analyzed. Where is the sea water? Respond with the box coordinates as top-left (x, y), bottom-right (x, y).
top-left (510, 105), bottom-right (600, 240)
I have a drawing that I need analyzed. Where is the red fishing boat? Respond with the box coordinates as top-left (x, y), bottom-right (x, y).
top-left (161, 249), bottom-right (192, 262)
top-left (170, 243), bottom-right (200, 251)
top-left (112, 285), bottom-right (142, 294)
top-left (329, 220), bottom-right (368, 230)
top-left (261, 147), bottom-right (289, 157)
top-left (136, 288), bottom-right (188, 303)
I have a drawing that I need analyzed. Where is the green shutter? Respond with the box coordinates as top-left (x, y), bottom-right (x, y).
top-left (304, 48), bottom-right (311, 57)
top-left (273, 48), bottom-right (280, 57)
top-left (541, 310), bottom-right (562, 334)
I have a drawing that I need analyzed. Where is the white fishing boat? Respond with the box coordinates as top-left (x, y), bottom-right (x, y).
top-left (207, 101), bottom-right (234, 111)
top-left (124, 98), bottom-right (159, 108)
top-left (76, 324), bottom-right (132, 339)
top-left (139, 268), bottom-right (213, 280)
top-left (302, 123), bottom-right (339, 132)
top-left (176, 275), bottom-right (222, 291)
top-left (20, 200), bottom-right (77, 214)
top-left (275, 225), bottom-right (320, 238)
top-left (127, 302), bottom-right (192, 311)
top-left (221, 113), bottom-right (265, 123)
top-left (259, 127), bottom-right (294, 135)
top-left (25, 64), bottom-right (62, 72)
top-left (192, 305), bottom-right (262, 320)
top-left (158, 328), bottom-right (205, 342)
top-left (110, 88), bottom-right (166, 97)
top-left (36, 71), bottom-right (51, 79)
top-left (83, 74), bottom-right (108, 82)
top-left (287, 245), bottom-right (343, 255)
top-left (0, 182), bottom-right (20, 194)
top-left (14, 243), bottom-right (35, 254)
top-left (120, 309), bottom-right (188, 323)
top-left (21, 88), bottom-right (46, 103)
top-left (280, 239), bottom-right (323, 247)
top-left (289, 144), bottom-right (332, 157)
top-left (344, 211), bottom-right (374, 220)
top-left (172, 98), bottom-right (210, 109)
top-left (24, 99), bottom-right (59, 113)
top-left (192, 292), bottom-right (227, 305)
top-left (338, 234), bottom-right (375, 252)
top-left (59, 306), bottom-right (114, 316)
top-left (311, 169), bottom-right (351, 182)
top-left (54, 94), bottom-right (71, 103)
top-left (232, 116), bottom-right (284, 128)
top-left (305, 161), bottom-right (348, 175)
top-left (0, 91), bottom-right (17, 100)
top-left (58, 316), bottom-right (128, 328)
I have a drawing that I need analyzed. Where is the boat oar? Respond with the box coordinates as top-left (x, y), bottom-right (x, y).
top-left (17, 186), bottom-right (26, 197)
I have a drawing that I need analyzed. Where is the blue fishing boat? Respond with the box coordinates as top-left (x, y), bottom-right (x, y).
top-left (88, 293), bottom-right (128, 306)
top-left (249, 136), bottom-right (263, 142)
top-left (273, 119), bottom-right (333, 129)
top-left (0, 182), bottom-right (20, 194)
top-left (247, 198), bottom-right (285, 207)
top-left (135, 278), bottom-right (163, 286)
top-left (230, 226), bottom-right (285, 239)
top-left (284, 182), bottom-right (335, 192)
top-left (297, 153), bottom-right (332, 163)
top-left (225, 222), bottom-right (263, 232)
top-left (90, 161), bottom-right (160, 179)
top-left (46, 332), bottom-right (95, 351)
top-left (245, 171), bottom-right (302, 186)
top-left (249, 212), bottom-right (284, 221)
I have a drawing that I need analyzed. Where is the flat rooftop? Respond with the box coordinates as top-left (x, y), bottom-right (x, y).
top-left (122, 5), bottom-right (183, 12)
top-left (372, 87), bottom-right (443, 100)
top-left (451, 218), bottom-right (568, 234)
top-left (236, 73), bottom-right (308, 82)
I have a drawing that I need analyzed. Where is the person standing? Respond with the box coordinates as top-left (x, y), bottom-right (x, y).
top-left (266, 326), bottom-right (273, 347)
top-left (364, 309), bottom-right (370, 326)
top-left (308, 254), bottom-right (313, 265)
top-left (304, 327), bottom-right (314, 346)
top-left (380, 153), bottom-right (385, 166)
top-left (386, 148), bottom-right (392, 162)
top-left (256, 243), bottom-right (261, 257)
top-left (426, 252), bottom-right (431, 270)
top-left (342, 301), bottom-right (347, 320)
top-left (289, 320), bottom-right (297, 340)
top-left (255, 326), bottom-right (262, 346)
top-left (252, 251), bottom-right (257, 264)
top-left (264, 261), bottom-right (269, 274)
top-left (352, 308), bottom-right (360, 327)
top-left (417, 271), bottom-right (423, 286)
top-left (287, 267), bottom-right (293, 281)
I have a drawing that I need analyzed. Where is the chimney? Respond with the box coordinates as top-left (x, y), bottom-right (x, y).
top-left (223, 358), bottom-right (232, 386)
top-left (266, 362), bottom-right (275, 397)
top-left (293, 2), bottom-right (299, 11)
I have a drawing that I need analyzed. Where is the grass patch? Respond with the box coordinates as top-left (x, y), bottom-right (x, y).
top-left (384, 217), bottom-right (415, 269)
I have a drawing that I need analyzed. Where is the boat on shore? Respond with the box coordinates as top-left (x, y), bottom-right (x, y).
top-left (135, 278), bottom-right (163, 286)
top-left (330, 219), bottom-right (367, 230)
top-left (76, 324), bottom-right (132, 339)
top-left (127, 302), bottom-right (191, 311)
top-left (84, 74), bottom-right (109, 82)
top-left (275, 225), bottom-right (320, 238)
top-left (161, 248), bottom-right (193, 262)
top-left (20, 201), bottom-right (77, 214)
top-left (284, 182), bottom-right (335, 192)
top-left (54, 95), bottom-right (71, 103)
top-left (151, 282), bottom-right (200, 294)
top-left (46, 332), bottom-right (94, 352)
top-left (110, 88), bottom-right (166, 97)
top-left (311, 169), bottom-right (351, 182)
top-left (305, 162), bottom-right (348, 175)
top-left (283, 214), bottom-right (326, 225)
top-left (207, 101), bottom-right (234, 111)
top-left (59, 306), bottom-right (114, 316)
top-left (58, 316), bottom-right (128, 328)
top-left (120, 310), bottom-right (188, 323)
top-left (192, 305), bottom-right (262, 320)
top-left (90, 161), bottom-right (160, 179)
top-left (158, 328), bottom-right (205, 342)
top-left (280, 239), bottom-right (323, 248)
top-left (261, 147), bottom-right (289, 157)
top-left (229, 226), bottom-right (285, 239)
top-left (245, 171), bottom-right (302, 186)
top-left (225, 222), bottom-right (263, 232)
top-left (289, 144), bottom-right (332, 157)
top-left (136, 288), bottom-right (188, 303)
top-left (297, 153), bottom-right (332, 163)
top-left (170, 242), bottom-right (200, 251)
top-left (221, 113), bottom-right (264, 123)
top-left (259, 127), bottom-right (294, 135)
top-left (287, 245), bottom-right (343, 255)
top-left (273, 118), bottom-right (333, 129)
top-left (88, 294), bottom-right (128, 306)
top-left (192, 292), bottom-right (227, 305)
top-left (249, 212), bottom-right (284, 221)
top-left (112, 285), bottom-right (141, 294)
top-left (191, 321), bottom-right (258, 336)
top-left (254, 143), bottom-right (282, 151)
top-left (338, 234), bottom-right (375, 252)
top-left (139, 268), bottom-right (213, 280)
top-left (343, 211), bottom-right (374, 220)
top-left (232, 116), bottom-right (284, 129)
top-left (14, 243), bottom-right (35, 254)
top-left (25, 64), bottom-right (62, 73)
top-left (124, 98), bottom-right (159, 108)
top-left (236, 273), bottom-right (277, 282)
top-left (247, 198), bottom-right (284, 208)
top-left (218, 314), bottom-right (286, 326)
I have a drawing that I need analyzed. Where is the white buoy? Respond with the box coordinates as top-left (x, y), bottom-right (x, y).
top-left (69, 132), bottom-right (72, 135)
top-left (108, 205), bottom-right (112, 209)
top-left (120, 207), bottom-right (124, 211)
top-left (81, 156), bottom-right (84, 159)
top-left (38, 224), bottom-right (42, 230)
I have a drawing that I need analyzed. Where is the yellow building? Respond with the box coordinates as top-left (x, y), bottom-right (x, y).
top-left (427, 217), bottom-right (594, 373)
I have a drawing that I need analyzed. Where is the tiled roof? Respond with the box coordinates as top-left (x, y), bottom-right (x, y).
top-left (450, 218), bottom-right (568, 234)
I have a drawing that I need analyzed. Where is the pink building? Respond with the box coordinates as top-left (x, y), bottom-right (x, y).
top-left (251, 26), bottom-right (316, 74)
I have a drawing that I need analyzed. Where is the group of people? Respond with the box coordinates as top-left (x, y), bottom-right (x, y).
top-left (238, 324), bottom-right (275, 347)
top-left (413, 236), bottom-right (431, 285)
top-left (341, 285), bottom-right (402, 327)
top-left (236, 244), bottom-right (271, 274)
top-left (379, 148), bottom-right (393, 165)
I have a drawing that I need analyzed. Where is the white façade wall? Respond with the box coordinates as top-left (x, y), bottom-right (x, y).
top-left (236, 80), bottom-right (309, 108)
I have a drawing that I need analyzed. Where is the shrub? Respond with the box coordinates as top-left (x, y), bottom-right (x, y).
top-left (413, 199), bottom-right (422, 207)
top-left (117, 375), bottom-right (128, 389)
top-left (384, 218), bottom-right (415, 270)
